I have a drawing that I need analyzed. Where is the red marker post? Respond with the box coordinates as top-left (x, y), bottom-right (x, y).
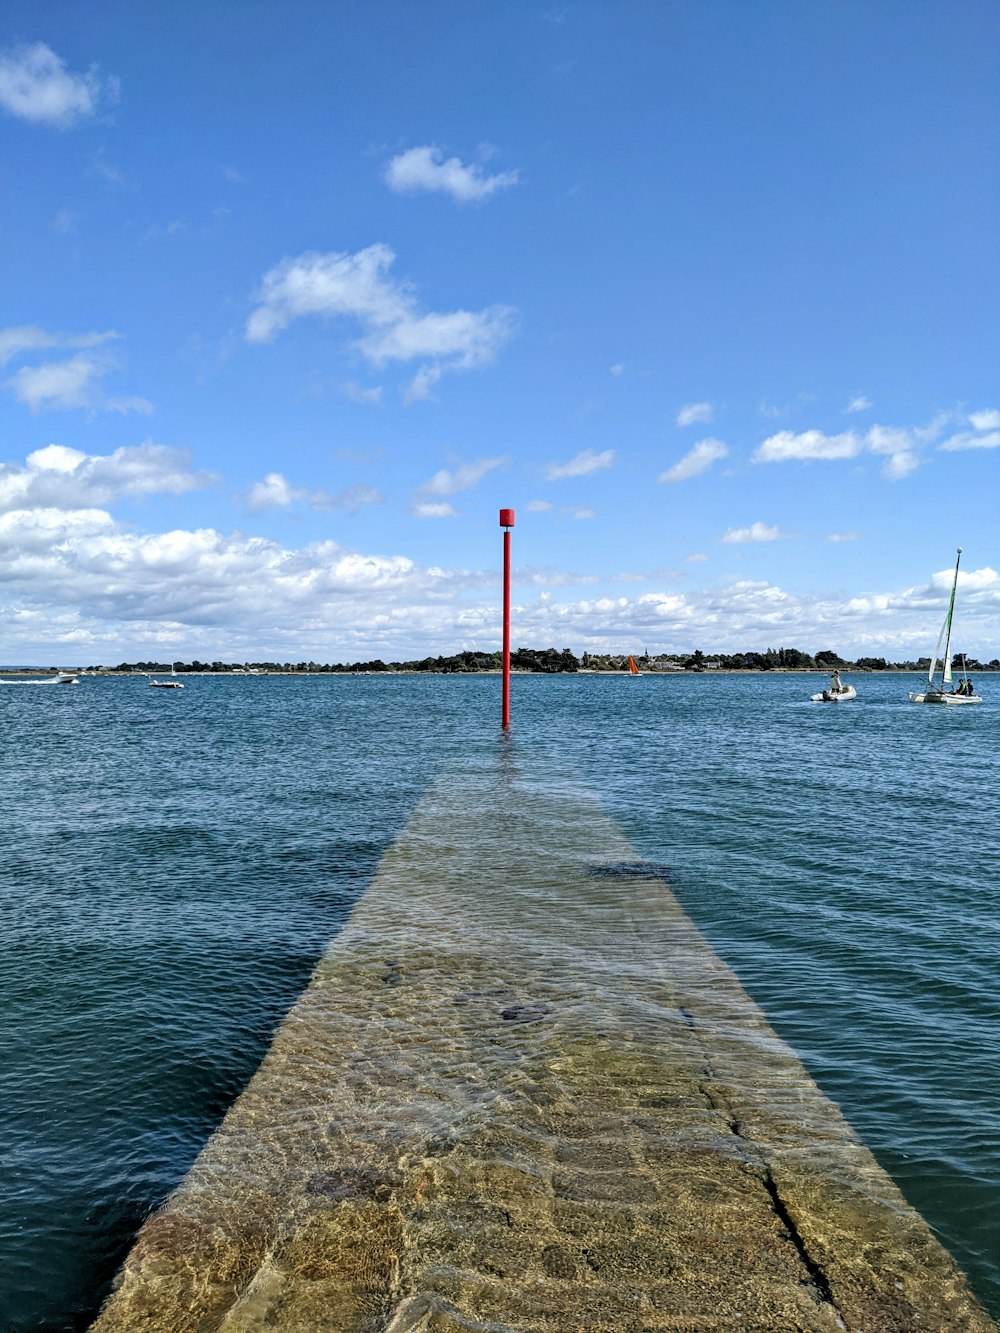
top-left (500, 508), bottom-right (515, 729)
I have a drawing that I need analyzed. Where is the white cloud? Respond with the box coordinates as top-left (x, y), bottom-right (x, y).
top-left (940, 430), bottom-right (1000, 452)
top-left (0, 42), bottom-right (118, 128)
top-left (421, 457), bottom-right (506, 497)
top-left (610, 363), bottom-right (624, 376)
top-left (247, 472), bottom-right (296, 510)
top-left (3, 469), bottom-right (1000, 663)
top-left (568, 507), bottom-right (595, 520)
top-left (753, 425), bottom-right (919, 480)
top-left (722, 522), bottom-right (787, 544)
top-left (676, 401), bottom-right (713, 427)
top-left (384, 146), bottom-right (519, 204)
top-left (526, 500), bottom-right (554, 512)
top-left (246, 245), bottom-right (515, 398)
top-left (753, 429), bottom-right (861, 463)
top-left (685, 552), bottom-right (709, 563)
top-left (846, 395), bottom-right (872, 413)
top-left (545, 448), bottom-right (615, 479)
top-left (969, 409), bottom-right (1000, 431)
top-left (413, 501), bottom-right (458, 519)
top-left (0, 326), bottom-right (148, 416)
top-left (659, 437), bottom-right (728, 483)
top-left (247, 471), bottom-right (383, 513)
top-left (6, 355), bottom-right (107, 413)
top-left (0, 442), bottom-right (208, 513)
top-left (827, 532), bottom-right (860, 542)
top-left (0, 325), bottom-right (118, 368)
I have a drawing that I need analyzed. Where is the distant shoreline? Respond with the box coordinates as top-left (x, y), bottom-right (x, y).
top-left (4, 667), bottom-right (997, 679)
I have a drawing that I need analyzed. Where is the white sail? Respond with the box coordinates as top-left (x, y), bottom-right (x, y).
top-left (943, 654), bottom-right (952, 684)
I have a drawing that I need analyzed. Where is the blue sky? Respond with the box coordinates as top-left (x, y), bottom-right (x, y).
top-left (1, 1), bottom-right (998, 664)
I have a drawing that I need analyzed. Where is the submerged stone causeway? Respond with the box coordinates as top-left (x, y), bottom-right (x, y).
top-left (93, 762), bottom-right (994, 1331)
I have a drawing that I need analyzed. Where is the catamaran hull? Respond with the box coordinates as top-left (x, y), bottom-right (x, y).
top-left (811, 686), bottom-right (857, 702)
top-left (909, 691), bottom-right (982, 705)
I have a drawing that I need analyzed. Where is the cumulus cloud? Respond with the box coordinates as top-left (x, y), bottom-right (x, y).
top-left (0, 442), bottom-right (208, 513)
top-left (526, 500), bottom-right (554, 512)
top-left (969, 409), bottom-right (1000, 431)
top-left (846, 395), bottom-right (872, 413)
top-left (753, 425), bottom-right (919, 480)
top-left (246, 245), bottom-right (515, 399)
top-left (753, 429), bottom-right (861, 463)
top-left (659, 437), bottom-right (728, 483)
top-left (247, 472), bottom-right (384, 514)
top-left (676, 401), bottom-right (713, 428)
top-left (384, 146), bottom-right (519, 204)
top-left (0, 42), bottom-right (118, 128)
top-left (722, 522), bottom-right (787, 544)
top-left (545, 448), bottom-right (615, 480)
top-left (2, 471), bottom-right (999, 662)
top-left (685, 553), bottom-right (709, 562)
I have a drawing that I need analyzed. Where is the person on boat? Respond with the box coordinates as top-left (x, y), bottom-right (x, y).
top-left (830, 670), bottom-right (843, 694)
top-left (964, 677), bottom-right (974, 696)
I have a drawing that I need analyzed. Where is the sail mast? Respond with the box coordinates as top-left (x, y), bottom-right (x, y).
top-left (940, 547), bottom-right (962, 687)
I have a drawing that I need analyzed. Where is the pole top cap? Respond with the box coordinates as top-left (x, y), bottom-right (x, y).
top-left (499, 508), bottom-right (515, 528)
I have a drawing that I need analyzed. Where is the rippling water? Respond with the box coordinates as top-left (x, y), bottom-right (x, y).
top-left (2, 673), bottom-right (998, 1327)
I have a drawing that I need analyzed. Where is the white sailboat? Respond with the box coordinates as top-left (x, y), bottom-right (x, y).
top-left (909, 548), bottom-right (982, 705)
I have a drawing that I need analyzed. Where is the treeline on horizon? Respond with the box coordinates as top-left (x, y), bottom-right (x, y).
top-left (97, 645), bottom-right (1000, 674)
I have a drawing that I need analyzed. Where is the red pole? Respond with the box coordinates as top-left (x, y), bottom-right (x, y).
top-left (500, 508), bottom-right (515, 728)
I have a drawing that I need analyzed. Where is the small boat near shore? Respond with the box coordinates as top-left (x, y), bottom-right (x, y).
top-left (909, 548), bottom-right (982, 706)
top-left (0, 671), bottom-right (78, 686)
top-left (149, 663), bottom-right (185, 689)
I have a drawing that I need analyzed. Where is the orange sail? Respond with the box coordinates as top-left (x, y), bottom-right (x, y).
top-left (627, 655), bottom-right (641, 675)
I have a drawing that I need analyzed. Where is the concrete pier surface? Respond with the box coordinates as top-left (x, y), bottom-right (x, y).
top-left (93, 766), bottom-right (994, 1332)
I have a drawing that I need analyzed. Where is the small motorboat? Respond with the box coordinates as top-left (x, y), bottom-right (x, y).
top-left (148, 663), bottom-right (185, 689)
top-left (811, 684), bottom-right (857, 702)
top-left (811, 670), bottom-right (856, 702)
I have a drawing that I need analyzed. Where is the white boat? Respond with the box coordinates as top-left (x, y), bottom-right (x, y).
top-left (149, 662), bottom-right (185, 689)
top-left (909, 548), bottom-right (982, 705)
top-left (0, 671), bottom-right (78, 686)
top-left (811, 681), bottom-right (857, 703)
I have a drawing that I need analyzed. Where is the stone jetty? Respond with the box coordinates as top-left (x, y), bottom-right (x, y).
top-left (93, 763), bottom-right (994, 1332)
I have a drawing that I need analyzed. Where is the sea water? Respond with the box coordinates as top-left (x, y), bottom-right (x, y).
top-left (1, 673), bottom-right (997, 1328)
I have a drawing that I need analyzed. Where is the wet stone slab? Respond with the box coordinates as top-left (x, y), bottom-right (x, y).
top-left (92, 766), bottom-right (994, 1332)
